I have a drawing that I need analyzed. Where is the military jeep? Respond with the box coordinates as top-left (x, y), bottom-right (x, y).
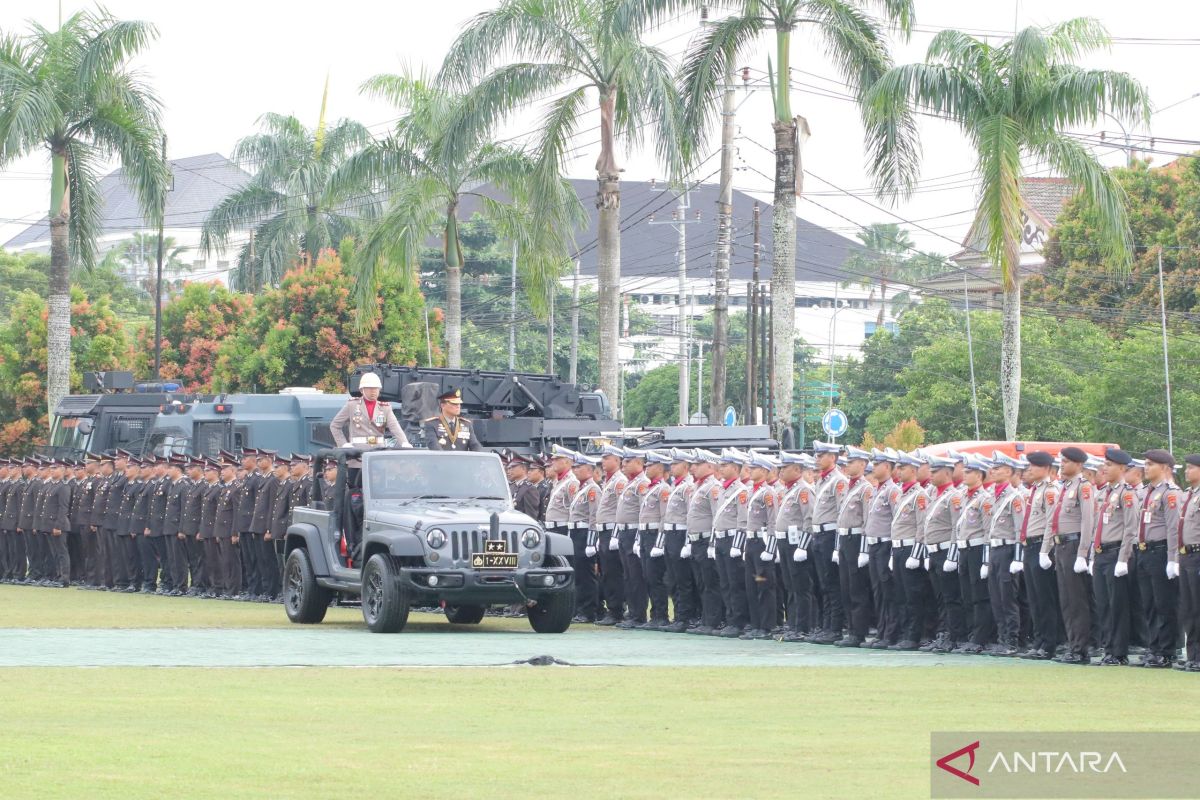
top-left (282, 448), bottom-right (576, 633)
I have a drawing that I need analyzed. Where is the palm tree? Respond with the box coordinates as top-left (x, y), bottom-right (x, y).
top-left (437, 0), bottom-right (687, 410)
top-left (841, 222), bottom-right (917, 325)
top-left (333, 71), bottom-right (583, 367)
top-left (201, 81), bottom-right (371, 292)
top-left (0, 9), bottom-right (169, 427)
top-left (864, 19), bottom-right (1150, 438)
top-left (102, 232), bottom-right (189, 287)
top-left (672, 0), bottom-right (914, 441)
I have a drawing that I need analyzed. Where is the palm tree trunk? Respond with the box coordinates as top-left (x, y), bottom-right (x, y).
top-left (877, 278), bottom-right (888, 327)
top-left (47, 147), bottom-right (72, 433)
top-left (444, 204), bottom-right (464, 368)
top-left (1001, 282), bottom-right (1021, 439)
top-left (771, 118), bottom-right (797, 442)
top-left (596, 88), bottom-right (621, 415)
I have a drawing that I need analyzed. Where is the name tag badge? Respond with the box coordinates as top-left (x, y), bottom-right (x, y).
top-left (1103, 512), bottom-right (1112, 525)
top-left (788, 531), bottom-right (801, 546)
top-left (1143, 511), bottom-right (1153, 524)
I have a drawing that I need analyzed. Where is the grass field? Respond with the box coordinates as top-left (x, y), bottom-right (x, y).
top-left (2, 586), bottom-right (1196, 799)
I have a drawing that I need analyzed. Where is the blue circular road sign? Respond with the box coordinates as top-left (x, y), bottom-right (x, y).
top-left (822, 408), bottom-right (848, 438)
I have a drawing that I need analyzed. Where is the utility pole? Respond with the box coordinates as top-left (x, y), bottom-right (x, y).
top-left (963, 273), bottom-right (981, 440)
top-left (760, 283), bottom-right (770, 425)
top-left (696, 341), bottom-right (704, 423)
top-left (649, 188), bottom-right (699, 425)
top-left (711, 66), bottom-right (740, 423)
top-left (1158, 248), bottom-right (1174, 451)
top-left (569, 258), bottom-right (580, 384)
top-left (748, 202), bottom-right (761, 422)
top-left (153, 134), bottom-right (167, 380)
top-left (508, 240), bottom-right (517, 370)
top-left (766, 282), bottom-right (775, 430)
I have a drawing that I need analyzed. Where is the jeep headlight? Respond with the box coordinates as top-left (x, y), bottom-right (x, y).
top-left (521, 528), bottom-right (542, 549)
top-left (426, 528), bottom-right (446, 549)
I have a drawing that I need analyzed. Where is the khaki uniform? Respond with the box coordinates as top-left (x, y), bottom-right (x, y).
top-left (329, 397), bottom-right (411, 448)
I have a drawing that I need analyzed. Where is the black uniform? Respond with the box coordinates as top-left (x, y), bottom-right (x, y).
top-left (250, 474), bottom-right (281, 600)
top-left (41, 479), bottom-right (72, 585)
top-left (234, 473), bottom-right (263, 597)
top-left (216, 480), bottom-right (242, 597)
top-left (422, 415), bottom-right (483, 451)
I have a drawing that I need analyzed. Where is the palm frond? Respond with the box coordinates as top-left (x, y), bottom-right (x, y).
top-left (64, 140), bottom-right (103, 270)
top-left (1031, 66), bottom-right (1150, 131)
top-left (973, 114), bottom-right (1024, 289)
top-left (199, 179), bottom-right (285, 255)
top-left (77, 17), bottom-right (158, 90)
top-left (85, 100), bottom-right (168, 225)
top-left (616, 43), bottom-right (689, 182)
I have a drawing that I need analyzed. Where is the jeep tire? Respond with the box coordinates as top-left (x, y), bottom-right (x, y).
top-left (362, 554), bottom-right (409, 633)
top-left (283, 548), bottom-right (331, 624)
top-left (527, 588), bottom-right (575, 633)
top-left (444, 604), bottom-right (487, 625)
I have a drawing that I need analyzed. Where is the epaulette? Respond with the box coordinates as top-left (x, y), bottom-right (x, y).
top-left (423, 416), bottom-right (438, 422)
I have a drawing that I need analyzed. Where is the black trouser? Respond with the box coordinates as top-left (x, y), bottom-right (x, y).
top-left (138, 535), bottom-right (168, 590)
top-left (203, 539), bottom-right (222, 593)
top-left (897, 545), bottom-right (934, 643)
top-left (959, 544), bottom-right (995, 645)
top-left (929, 548), bottom-right (967, 643)
top-left (836, 533), bottom-right (871, 639)
top-left (617, 527), bottom-right (646, 622)
top-left (1127, 549), bottom-right (1149, 649)
top-left (48, 532), bottom-right (70, 583)
top-left (81, 530), bottom-right (98, 585)
top-left (121, 534), bottom-right (143, 587)
top-left (691, 535), bottom-right (723, 628)
top-left (782, 538), bottom-right (817, 633)
top-left (240, 532), bottom-right (262, 595)
top-left (714, 535), bottom-right (748, 629)
top-left (1022, 538), bottom-right (1061, 652)
top-left (568, 529), bottom-right (598, 620)
top-left (187, 535), bottom-right (207, 590)
top-left (13, 530), bottom-right (29, 579)
top-left (811, 530), bottom-right (843, 634)
top-left (219, 537), bottom-right (241, 595)
top-left (868, 541), bottom-right (899, 643)
top-left (1053, 537), bottom-right (1091, 656)
top-left (1092, 548), bottom-right (1130, 659)
top-left (664, 530), bottom-right (696, 623)
top-left (743, 537), bottom-right (777, 631)
top-left (67, 532), bottom-right (84, 583)
top-left (167, 535), bottom-right (189, 591)
top-left (637, 530), bottom-right (669, 622)
top-left (104, 529), bottom-right (126, 586)
top-left (987, 543), bottom-right (1019, 645)
top-left (1135, 544), bottom-right (1178, 659)
top-left (0, 529), bottom-right (11, 579)
top-left (597, 527), bottom-right (624, 619)
top-left (259, 534), bottom-right (280, 598)
top-left (1179, 551), bottom-right (1200, 664)
top-left (27, 532), bottom-right (48, 579)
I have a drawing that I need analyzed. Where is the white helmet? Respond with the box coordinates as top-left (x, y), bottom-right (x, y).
top-left (358, 372), bottom-right (382, 389)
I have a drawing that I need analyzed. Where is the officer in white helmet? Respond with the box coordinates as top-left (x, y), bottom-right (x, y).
top-left (329, 372), bottom-right (412, 449)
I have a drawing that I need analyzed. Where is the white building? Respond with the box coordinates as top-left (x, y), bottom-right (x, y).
top-left (3, 153), bottom-right (252, 286)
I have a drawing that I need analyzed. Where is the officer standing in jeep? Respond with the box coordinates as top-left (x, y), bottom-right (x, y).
top-left (330, 372), bottom-right (412, 449)
top-left (424, 388), bottom-right (482, 451)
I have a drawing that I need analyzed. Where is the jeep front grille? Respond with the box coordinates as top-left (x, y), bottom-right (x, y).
top-left (449, 529), bottom-right (520, 562)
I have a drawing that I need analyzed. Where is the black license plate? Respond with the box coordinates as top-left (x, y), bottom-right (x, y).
top-left (472, 552), bottom-right (518, 569)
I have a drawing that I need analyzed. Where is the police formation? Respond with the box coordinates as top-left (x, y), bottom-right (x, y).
top-left (512, 442), bottom-right (1200, 672)
top-left (0, 449), bottom-right (317, 602)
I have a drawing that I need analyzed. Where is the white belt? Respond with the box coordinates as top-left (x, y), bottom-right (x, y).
top-left (599, 523), bottom-right (617, 532)
top-left (865, 536), bottom-right (889, 545)
top-left (891, 538), bottom-right (916, 548)
top-left (963, 537), bottom-right (987, 548)
top-left (566, 522), bottom-right (589, 531)
top-left (638, 523), bottom-right (659, 531)
top-left (931, 541), bottom-right (956, 551)
top-left (773, 531), bottom-right (788, 539)
top-left (661, 523), bottom-right (687, 532)
top-left (350, 436), bottom-right (382, 445)
top-left (714, 529), bottom-right (737, 539)
top-left (812, 522), bottom-right (837, 533)
top-left (687, 532), bottom-right (702, 542)
top-left (745, 529), bottom-right (768, 539)
top-left (838, 527), bottom-right (864, 536)
top-left (989, 538), bottom-right (1015, 547)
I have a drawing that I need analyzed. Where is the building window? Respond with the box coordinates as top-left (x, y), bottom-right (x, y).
top-left (864, 321), bottom-right (899, 337)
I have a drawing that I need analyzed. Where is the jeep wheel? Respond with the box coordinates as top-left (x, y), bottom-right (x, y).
top-left (444, 604), bottom-right (486, 625)
top-left (284, 548), bottom-right (331, 624)
top-left (527, 589), bottom-right (575, 633)
top-left (362, 554), bottom-right (409, 633)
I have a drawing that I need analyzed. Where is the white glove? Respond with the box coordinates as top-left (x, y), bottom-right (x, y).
top-left (1039, 553), bottom-right (1053, 570)
top-left (1009, 559), bottom-right (1024, 575)
top-left (1167, 561), bottom-right (1180, 580)
top-left (707, 546), bottom-right (716, 560)
top-left (1087, 561), bottom-right (1094, 576)
top-left (905, 556), bottom-right (920, 570)
top-left (633, 541), bottom-right (641, 557)
top-left (794, 548), bottom-right (808, 563)
top-left (887, 554), bottom-right (894, 571)
top-left (1073, 557), bottom-right (1088, 574)
top-left (608, 537), bottom-right (619, 551)
top-left (980, 564), bottom-right (989, 580)
top-left (775, 551), bottom-right (782, 563)
top-left (857, 552), bottom-right (869, 569)
top-left (832, 549), bottom-right (841, 565)
top-left (584, 546), bottom-right (597, 558)
top-left (943, 559), bottom-right (958, 573)
top-left (760, 549), bottom-right (773, 562)
top-left (680, 543), bottom-right (692, 559)
top-left (923, 557), bottom-right (930, 571)
top-left (650, 547), bottom-right (664, 558)
top-left (1114, 561), bottom-right (1129, 578)
top-left (729, 547), bottom-right (742, 559)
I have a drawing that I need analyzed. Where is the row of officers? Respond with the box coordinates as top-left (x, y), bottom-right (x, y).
top-left (0, 449), bottom-right (328, 602)
top-left (521, 441), bottom-right (1200, 671)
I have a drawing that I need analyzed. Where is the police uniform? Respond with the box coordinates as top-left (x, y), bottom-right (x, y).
top-left (1133, 449), bottom-right (1182, 666)
top-left (330, 396), bottom-right (411, 449)
top-left (636, 452), bottom-right (672, 628)
top-left (1015, 452), bottom-right (1060, 659)
top-left (1047, 448), bottom-right (1095, 662)
top-left (614, 455), bottom-right (650, 628)
top-left (660, 451), bottom-right (696, 633)
top-left (1091, 449), bottom-right (1139, 665)
top-left (863, 455), bottom-right (898, 647)
top-left (775, 455), bottom-right (816, 639)
top-left (890, 456), bottom-right (932, 650)
top-left (951, 459), bottom-right (998, 653)
top-left (566, 454), bottom-right (600, 622)
top-left (1170, 455), bottom-right (1200, 670)
top-left (685, 451), bottom-right (723, 633)
top-left (740, 454), bottom-right (779, 638)
top-left (986, 459), bottom-right (1025, 655)
top-left (712, 451), bottom-right (750, 637)
top-left (423, 389), bottom-right (481, 452)
top-left (808, 446), bottom-right (849, 644)
top-left (593, 451), bottom-right (627, 625)
top-left (920, 462), bottom-right (966, 651)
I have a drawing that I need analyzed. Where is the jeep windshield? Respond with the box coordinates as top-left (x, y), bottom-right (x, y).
top-left (364, 451), bottom-right (511, 502)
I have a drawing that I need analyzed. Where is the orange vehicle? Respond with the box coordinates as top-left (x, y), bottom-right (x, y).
top-left (922, 441), bottom-right (1118, 460)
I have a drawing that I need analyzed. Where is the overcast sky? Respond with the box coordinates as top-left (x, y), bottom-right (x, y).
top-left (1, 0), bottom-right (1197, 257)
